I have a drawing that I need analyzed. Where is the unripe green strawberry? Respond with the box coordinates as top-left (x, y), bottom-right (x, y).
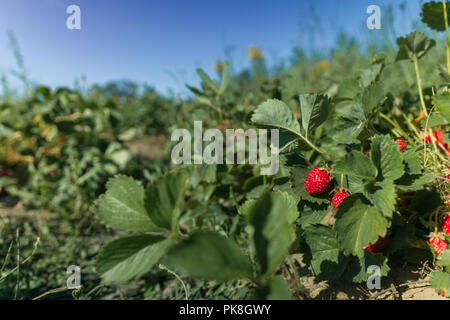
top-left (332, 191), bottom-right (349, 210)
top-left (304, 168), bottom-right (330, 195)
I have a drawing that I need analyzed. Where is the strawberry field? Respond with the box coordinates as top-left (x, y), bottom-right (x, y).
top-left (0, 1), bottom-right (450, 300)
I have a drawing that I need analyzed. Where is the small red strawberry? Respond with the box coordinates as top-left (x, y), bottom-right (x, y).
top-left (304, 168), bottom-right (330, 195)
top-left (365, 235), bottom-right (389, 253)
top-left (395, 139), bottom-right (407, 151)
top-left (442, 216), bottom-right (450, 235)
top-left (429, 232), bottom-right (448, 256)
top-left (0, 170), bottom-right (10, 177)
top-left (332, 191), bottom-right (349, 210)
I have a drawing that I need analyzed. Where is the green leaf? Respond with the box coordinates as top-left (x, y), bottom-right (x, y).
top-left (245, 191), bottom-right (298, 278)
top-left (96, 235), bottom-right (171, 284)
top-left (241, 191), bottom-right (298, 224)
top-left (164, 232), bottom-right (253, 281)
top-left (298, 202), bottom-right (329, 227)
top-left (332, 115), bottom-right (365, 145)
top-left (437, 250), bottom-right (450, 270)
top-left (299, 93), bottom-right (332, 137)
top-left (432, 92), bottom-right (450, 122)
top-left (395, 173), bottom-right (435, 191)
top-left (362, 83), bottom-right (385, 117)
top-left (370, 135), bottom-right (404, 181)
top-left (430, 271), bottom-right (450, 298)
top-left (428, 112), bottom-right (449, 127)
top-left (344, 251), bottom-right (390, 283)
top-left (96, 175), bottom-right (162, 232)
top-left (359, 64), bottom-right (384, 88)
top-left (303, 225), bottom-right (349, 280)
top-left (363, 180), bottom-right (396, 218)
top-left (278, 131), bottom-right (308, 154)
top-left (291, 166), bottom-right (331, 205)
top-left (421, 1), bottom-right (450, 32)
top-left (248, 276), bottom-right (293, 300)
top-left (197, 68), bottom-right (217, 92)
top-left (396, 32), bottom-right (436, 61)
top-left (250, 99), bottom-right (308, 154)
top-left (410, 189), bottom-right (442, 215)
top-left (196, 164), bottom-right (217, 183)
top-left (145, 170), bottom-right (187, 231)
top-left (402, 148), bottom-right (423, 175)
top-left (333, 150), bottom-right (378, 180)
top-left (335, 195), bottom-right (389, 258)
top-left (387, 222), bottom-right (419, 254)
top-left (337, 79), bottom-right (361, 99)
top-left (251, 99), bottom-right (301, 133)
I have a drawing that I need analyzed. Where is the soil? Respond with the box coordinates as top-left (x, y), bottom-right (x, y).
top-left (287, 254), bottom-right (448, 300)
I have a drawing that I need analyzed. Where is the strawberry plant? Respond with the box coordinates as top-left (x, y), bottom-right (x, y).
top-left (95, 171), bottom-right (298, 299)
top-left (92, 1), bottom-right (450, 299)
top-left (1, 0), bottom-right (449, 301)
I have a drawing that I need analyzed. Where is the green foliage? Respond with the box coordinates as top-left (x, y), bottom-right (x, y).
top-left (396, 32), bottom-right (436, 61)
top-left (335, 195), bottom-right (389, 258)
top-left (433, 92), bottom-right (450, 122)
top-left (165, 232), bottom-right (253, 281)
top-left (243, 191), bottom-right (298, 278)
top-left (97, 235), bottom-right (171, 284)
top-left (421, 1), bottom-right (450, 32)
top-left (96, 175), bottom-right (162, 232)
top-left (2, 4), bottom-right (450, 300)
top-left (430, 271), bottom-right (450, 297)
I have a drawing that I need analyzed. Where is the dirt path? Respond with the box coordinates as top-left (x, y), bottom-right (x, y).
top-left (289, 254), bottom-right (448, 300)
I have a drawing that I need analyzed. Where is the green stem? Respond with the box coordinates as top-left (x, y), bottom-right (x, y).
top-left (378, 112), bottom-right (408, 139)
top-left (412, 56), bottom-right (429, 164)
top-left (159, 264), bottom-right (189, 300)
top-left (301, 135), bottom-right (340, 159)
top-left (444, 0), bottom-right (450, 74)
top-left (413, 56), bottom-right (428, 118)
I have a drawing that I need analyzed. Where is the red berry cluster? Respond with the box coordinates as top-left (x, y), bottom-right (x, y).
top-left (427, 217), bottom-right (450, 256)
top-left (305, 167), bottom-right (391, 253)
top-left (424, 130), bottom-right (449, 154)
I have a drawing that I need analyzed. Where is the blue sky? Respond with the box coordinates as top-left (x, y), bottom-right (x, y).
top-left (0, 0), bottom-right (424, 96)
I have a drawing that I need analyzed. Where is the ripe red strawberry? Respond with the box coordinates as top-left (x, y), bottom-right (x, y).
top-left (429, 232), bottom-right (448, 256)
top-left (304, 168), bottom-right (330, 195)
top-left (395, 139), bottom-right (407, 151)
top-left (442, 216), bottom-right (450, 235)
top-left (332, 191), bottom-right (349, 210)
top-left (425, 130), bottom-right (449, 150)
top-left (434, 130), bottom-right (446, 145)
top-left (365, 235), bottom-right (389, 253)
